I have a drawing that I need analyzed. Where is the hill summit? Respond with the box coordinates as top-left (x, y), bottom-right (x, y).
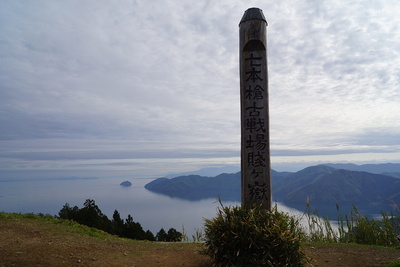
top-left (145, 164), bottom-right (400, 215)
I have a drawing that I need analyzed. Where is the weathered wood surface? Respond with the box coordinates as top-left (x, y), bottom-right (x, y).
top-left (239, 8), bottom-right (271, 210)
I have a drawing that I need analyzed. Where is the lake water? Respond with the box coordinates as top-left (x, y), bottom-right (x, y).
top-left (0, 177), bottom-right (309, 239)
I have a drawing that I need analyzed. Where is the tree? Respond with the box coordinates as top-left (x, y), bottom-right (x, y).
top-left (58, 199), bottom-right (111, 232)
top-left (145, 230), bottom-right (156, 241)
top-left (167, 228), bottom-right (183, 242)
top-left (57, 199), bottom-right (155, 241)
top-left (156, 228), bottom-right (168, 241)
top-left (77, 199), bottom-right (111, 232)
top-left (58, 203), bottom-right (79, 221)
top-left (156, 228), bottom-right (182, 242)
top-left (111, 210), bottom-right (125, 237)
top-left (124, 214), bottom-right (146, 240)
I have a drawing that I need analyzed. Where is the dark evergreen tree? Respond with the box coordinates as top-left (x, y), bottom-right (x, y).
top-left (167, 228), bottom-right (183, 242)
top-left (124, 214), bottom-right (146, 240)
top-left (77, 199), bottom-right (111, 232)
top-left (58, 203), bottom-right (79, 221)
top-left (57, 199), bottom-right (156, 241)
top-left (156, 228), bottom-right (168, 241)
top-left (111, 209), bottom-right (125, 237)
top-left (145, 230), bottom-right (156, 241)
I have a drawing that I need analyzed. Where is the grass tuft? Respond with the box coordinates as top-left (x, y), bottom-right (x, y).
top-left (301, 202), bottom-right (400, 247)
top-left (203, 203), bottom-right (309, 266)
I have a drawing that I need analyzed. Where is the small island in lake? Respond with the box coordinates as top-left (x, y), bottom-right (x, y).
top-left (120, 181), bottom-right (132, 187)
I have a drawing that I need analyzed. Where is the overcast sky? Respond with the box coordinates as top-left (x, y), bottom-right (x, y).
top-left (1, 0), bottom-right (399, 178)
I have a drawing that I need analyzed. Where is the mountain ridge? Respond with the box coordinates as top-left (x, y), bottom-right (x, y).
top-left (323, 163), bottom-right (400, 176)
top-left (145, 164), bottom-right (400, 215)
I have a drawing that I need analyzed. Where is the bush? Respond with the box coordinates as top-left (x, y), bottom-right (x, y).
top-left (338, 205), bottom-right (400, 247)
top-left (203, 204), bottom-right (308, 267)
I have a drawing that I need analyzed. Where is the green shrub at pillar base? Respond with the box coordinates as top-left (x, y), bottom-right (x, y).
top-left (202, 204), bottom-right (309, 267)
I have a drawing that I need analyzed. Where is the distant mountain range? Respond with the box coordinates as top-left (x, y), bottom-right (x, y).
top-left (164, 165), bottom-right (240, 178)
top-left (273, 165), bottom-right (400, 205)
top-left (145, 163), bottom-right (400, 216)
top-left (324, 163), bottom-right (400, 178)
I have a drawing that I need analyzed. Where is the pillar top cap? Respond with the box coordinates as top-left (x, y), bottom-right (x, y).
top-left (239, 7), bottom-right (267, 26)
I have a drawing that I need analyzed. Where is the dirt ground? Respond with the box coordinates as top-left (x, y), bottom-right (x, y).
top-left (1, 216), bottom-right (399, 267)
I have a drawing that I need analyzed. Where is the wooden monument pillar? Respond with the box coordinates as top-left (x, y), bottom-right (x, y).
top-left (239, 8), bottom-right (271, 210)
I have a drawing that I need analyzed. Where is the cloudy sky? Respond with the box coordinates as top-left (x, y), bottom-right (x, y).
top-left (1, 0), bottom-right (399, 178)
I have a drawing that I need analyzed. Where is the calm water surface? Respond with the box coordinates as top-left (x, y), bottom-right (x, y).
top-left (0, 177), bottom-right (309, 238)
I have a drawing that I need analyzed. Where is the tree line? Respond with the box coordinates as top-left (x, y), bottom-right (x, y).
top-left (58, 199), bottom-right (182, 242)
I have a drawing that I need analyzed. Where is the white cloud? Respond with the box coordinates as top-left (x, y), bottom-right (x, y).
top-left (0, 0), bottom-right (399, 176)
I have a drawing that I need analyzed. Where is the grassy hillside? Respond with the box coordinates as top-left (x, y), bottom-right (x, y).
top-left (0, 212), bottom-right (209, 267)
top-left (1, 212), bottom-right (399, 266)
